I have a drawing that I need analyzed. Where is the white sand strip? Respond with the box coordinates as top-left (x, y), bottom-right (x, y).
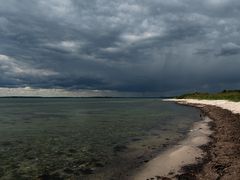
top-left (132, 117), bottom-right (213, 180)
top-left (165, 99), bottom-right (240, 114)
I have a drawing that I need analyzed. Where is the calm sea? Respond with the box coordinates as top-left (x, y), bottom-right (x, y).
top-left (0, 98), bottom-right (201, 180)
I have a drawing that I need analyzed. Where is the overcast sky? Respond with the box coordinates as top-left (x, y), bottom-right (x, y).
top-left (0, 0), bottom-right (240, 96)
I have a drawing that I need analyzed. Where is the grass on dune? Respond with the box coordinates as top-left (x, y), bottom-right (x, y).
top-left (177, 90), bottom-right (240, 102)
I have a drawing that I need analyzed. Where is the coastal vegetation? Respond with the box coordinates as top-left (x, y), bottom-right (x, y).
top-left (177, 90), bottom-right (240, 102)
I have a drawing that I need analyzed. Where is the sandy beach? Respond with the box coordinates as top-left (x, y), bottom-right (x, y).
top-left (167, 99), bottom-right (240, 114)
top-left (132, 99), bottom-right (240, 180)
top-left (132, 116), bottom-right (213, 180)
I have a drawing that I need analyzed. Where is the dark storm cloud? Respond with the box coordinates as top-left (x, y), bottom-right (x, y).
top-left (0, 0), bottom-right (240, 95)
top-left (217, 42), bottom-right (240, 56)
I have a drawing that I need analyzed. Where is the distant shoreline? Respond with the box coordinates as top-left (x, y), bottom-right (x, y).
top-left (0, 96), bottom-right (171, 99)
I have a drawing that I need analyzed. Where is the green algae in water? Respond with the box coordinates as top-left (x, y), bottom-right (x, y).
top-left (0, 98), bottom-right (201, 180)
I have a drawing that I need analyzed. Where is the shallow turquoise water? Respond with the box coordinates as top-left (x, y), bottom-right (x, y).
top-left (0, 98), bottom-right (201, 180)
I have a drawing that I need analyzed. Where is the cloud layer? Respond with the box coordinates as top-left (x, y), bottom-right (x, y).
top-left (0, 0), bottom-right (240, 95)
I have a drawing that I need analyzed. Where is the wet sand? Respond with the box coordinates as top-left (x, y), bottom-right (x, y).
top-left (132, 99), bottom-right (240, 180)
top-left (195, 104), bottom-right (240, 179)
top-left (131, 116), bottom-right (213, 180)
top-left (168, 99), bottom-right (240, 179)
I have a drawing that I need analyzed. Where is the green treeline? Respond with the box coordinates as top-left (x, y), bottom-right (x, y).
top-left (177, 90), bottom-right (240, 102)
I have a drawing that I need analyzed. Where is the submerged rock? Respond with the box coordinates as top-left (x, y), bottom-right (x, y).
top-left (78, 164), bottom-right (95, 174)
top-left (68, 149), bottom-right (77, 153)
top-left (1, 141), bottom-right (12, 146)
top-left (95, 162), bottom-right (105, 167)
top-left (63, 168), bottom-right (74, 174)
top-left (38, 172), bottom-right (65, 180)
top-left (113, 145), bottom-right (127, 152)
top-left (0, 167), bottom-right (3, 177)
top-left (79, 167), bottom-right (94, 174)
top-left (131, 137), bottom-right (142, 141)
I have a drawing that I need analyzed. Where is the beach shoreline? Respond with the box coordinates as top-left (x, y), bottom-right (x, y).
top-left (131, 110), bottom-right (213, 180)
top-left (132, 99), bottom-right (240, 180)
